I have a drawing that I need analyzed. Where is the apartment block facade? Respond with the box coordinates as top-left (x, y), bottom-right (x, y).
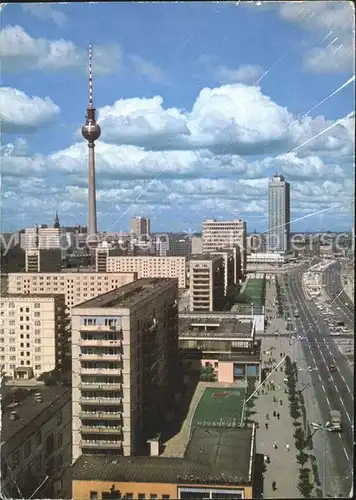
top-left (0, 294), bottom-right (68, 379)
top-left (268, 173), bottom-right (290, 253)
top-left (71, 278), bottom-right (179, 461)
top-left (202, 219), bottom-right (247, 274)
top-left (130, 217), bottom-right (151, 238)
top-left (1, 386), bottom-right (71, 499)
top-left (25, 249), bottom-right (62, 272)
top-left (21, 227), bottom-right (68, 250)
top-left (7, 272), bottom-right (137, 309)
top-left (95, 251), bottom-right (187, 288)
top-left (189, 255), bottom-right (225, 312)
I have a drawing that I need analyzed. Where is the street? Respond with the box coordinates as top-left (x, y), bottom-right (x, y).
top-left (278, 271), bottom-right (353, 497)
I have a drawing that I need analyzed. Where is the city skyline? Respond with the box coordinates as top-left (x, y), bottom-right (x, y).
top-left (1, 2), bottom-right (354, 234)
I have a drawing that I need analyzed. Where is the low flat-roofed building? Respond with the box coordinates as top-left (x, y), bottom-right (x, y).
top-left (72, 425), bottom-right (255, 499)
top-left (1, 385), bottom-right (71, 499)
top-left (7, 271), bottom-right (137, 309)
top-left (179, 316), bottom-right (261, 383)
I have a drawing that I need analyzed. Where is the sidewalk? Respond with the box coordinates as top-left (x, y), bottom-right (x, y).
top-left (255, 334), bottom-right (301, 498)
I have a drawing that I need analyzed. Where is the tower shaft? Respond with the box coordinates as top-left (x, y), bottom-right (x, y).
top-left (88, 143), bottom-right (97, 236)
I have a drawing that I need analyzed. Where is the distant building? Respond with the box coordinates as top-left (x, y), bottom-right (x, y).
top-left (130, 217), bottom-right (151, 239)
top-left (0, 294), bottom-right (68, 379)
top-left (72, 425), bottom-right (256, 499)
top-left (202, 219), bottom-right (247, 274)
top-left (95, 250), bottom-right (187, 288)
top-left (0, 385), bottom-right (71, 499)
top-left (25, 249), bottom-right (62, 272)
top-left (267, 173), bottom-right (290, 253)
top-left (71, 278), bottom-right (179, 460)
top-left (189, 255), bottom-right (225, 312)
top-left (7, 271), bottom-right (137, 309)
top-left (166, 235), bottom-right (192, 258)
top-left (191, 235), bottom-right (203, 255)
top-left (21, 226), bottom-right (68, 250)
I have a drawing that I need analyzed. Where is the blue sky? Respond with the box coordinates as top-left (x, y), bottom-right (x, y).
top-left (1, 1), bottom-right (354, 234)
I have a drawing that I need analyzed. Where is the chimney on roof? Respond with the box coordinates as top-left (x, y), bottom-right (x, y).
top-left (147, 435), bottom-right (160, 456)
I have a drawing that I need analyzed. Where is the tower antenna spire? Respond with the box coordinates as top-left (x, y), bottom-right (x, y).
top-left (88, 43), bottom-right (94, 109)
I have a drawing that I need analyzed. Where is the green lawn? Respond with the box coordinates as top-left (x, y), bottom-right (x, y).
top-left (192, 387), bottom-right (246, 428)
top-left (239, 278), bottom-right (265, 306)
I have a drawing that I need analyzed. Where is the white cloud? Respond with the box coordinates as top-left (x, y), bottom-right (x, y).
top-left (22, 4), bottom-right (67, 27)
top-left (128, 54), bottom-right (168, 84)
top-left (0, 87), bottom-right (60, 133)
top-left (279, 1), bottom-right (354, 73)
top-left (92, 83), bottom-right (353, 159)
top-left (0, 25), bottom-right (122, 74)
top-left (216, 64), bottom-right (264, 84)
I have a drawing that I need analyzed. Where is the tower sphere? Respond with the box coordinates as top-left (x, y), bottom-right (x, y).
top-left (82, 121), bottom-right (101, 142)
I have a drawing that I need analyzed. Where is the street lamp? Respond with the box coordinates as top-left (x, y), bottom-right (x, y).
top-left (311, 422), bottom-right (332, 498)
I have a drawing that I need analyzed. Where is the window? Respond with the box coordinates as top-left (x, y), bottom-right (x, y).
top-left (45, 434), bottom-right (54, 457)
top-left (57, 410), bottom-right (62, 426)
top-left (150, 496), bottom-right (158, 500)
top-left (90, 493), bottom-right (98, 500)
top-left (34, 303), bottom-right (40, 308)
top-left (57, 433), bottom-right (63, 447)
top-left (35, 364), bottom-right (41, 370)
top-left (24, 440), bottom-right (32, 458)
top-left (138, 495), bottom-right (146, 500)
top-left (162, 496), bottom-right (170, 500)
top-left (35, 430), bottom-right (42, 447)
top-left (34, 312), bottom-right (40, 317)
top-left (126, 495), bottom-right (133, 500)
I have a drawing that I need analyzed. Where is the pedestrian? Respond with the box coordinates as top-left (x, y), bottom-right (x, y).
top-left (272, 480), bottom-right (277, 491)
top-left (277, 412), bottom-right (280, 420)
top-left (265, 422), bottom-right (268, 430)
top-left (266, 455), bottom-right (271, 464)
top-left (280, 399), bottom-right (283, 406)
top-left (280, 366), bottom-right (283, 371)
top-left (273, 442), bottom-right (278, 449)
top-left (266, 413), bottom-right (269, 420)
top-left (286, 443), bottom-right (290, 452)
top-left (273, 410), bottom-right (276, 417)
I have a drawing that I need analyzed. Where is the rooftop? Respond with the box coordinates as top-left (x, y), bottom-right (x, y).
top-left (72, 426), bottom-right (253, 485)
top-left (179, 317), bottom-right (253, 338)
top-left (192, 387), bottom-right (246, 429)
top-left (190, 253), bottom-right (223, 261)
top-left (1, 385), bottom-right (70, 444)
top-left (72, 277), bottom-right (177, 310)
top-left (1, 293), bottom-right (63, 300)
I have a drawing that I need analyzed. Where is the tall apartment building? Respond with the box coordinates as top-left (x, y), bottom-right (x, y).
top-left (0, 294), bottom-right (68, 379)
top-left (95, 250), bottom-right (187, 288)
top-left (71, 278), bottom-right (179, 460)
top-left (268, 173), bottom-right (290, 253)
top-left (191, 235), bottom-right (203, 255)
top-left (1, 385), bottom-right (71, 499)
top-left (202, 219), bottom-right (247, 274)
top-left (25, 249), bottom-right (62, 272)
top-left (210, 249), bottom-right (235, 294)
top-left (7, 272), bottom-right (137, 309)
top-left (130, 217), bottom-right (151, 239)
top-left (21, 226), bottom-right (68, 250)
top-left (189, 255), bottom-right (225, 312)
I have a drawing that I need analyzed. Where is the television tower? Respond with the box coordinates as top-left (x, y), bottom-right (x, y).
top-left (82, 43), bottom-right (101, 238)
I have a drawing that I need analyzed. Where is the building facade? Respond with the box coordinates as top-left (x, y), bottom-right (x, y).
top-left (1, 386), bottom-right (71, 499)
top-left (25, 249), bottom-right (62, 272)
top-left (71, 278), bottom-right (179, 461)
top-left (21, 227), bottom-right (68, 250)
top-left (202, 219), bottom-right (247, 274)
top-left (7, 272), bottom-right (137, 309)
top-left (0, 294), bottom-right (68, 379)
top-left (95, 251), bottom-right (187, 288)
top-left (189, 255), bottom-right (225, 312)
top-left (130, 217), bottom-right (151, 239)
top-left (267, 173), bottom-right (290, 253)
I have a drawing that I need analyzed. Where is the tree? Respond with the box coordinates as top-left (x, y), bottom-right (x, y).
top-left (294, 427), bottom-right (305, 442)
top-left (200, 364), bottom-right (216, 382)
top-left (296, 451), bottom-right (309, 468)
top-left (298, 476), bottom-right (314, 498)
top-left (290, 404), bottom-right (301, 422)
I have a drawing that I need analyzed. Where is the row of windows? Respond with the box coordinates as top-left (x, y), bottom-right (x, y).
top-left (90, 493), bottom-right (169, 500)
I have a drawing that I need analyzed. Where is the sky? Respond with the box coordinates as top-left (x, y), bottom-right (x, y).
top-left (1, 1), bottom-right (355, 234)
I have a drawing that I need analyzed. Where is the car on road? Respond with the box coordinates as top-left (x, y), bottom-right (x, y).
top-left (328, 364), bottom-right (337, 372)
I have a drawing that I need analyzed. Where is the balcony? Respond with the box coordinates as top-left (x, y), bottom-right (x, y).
top-left (79, 382), bottom-right (122, 391)
top-left (80, 397), bottom-right (122, 405)
top-left (79, 353), bottom-right (123, 362)
top-left (81, 426), bottom-right (122, 434)
top-left (80, 367), bottom-right (123, 375)
top-left (78, 338), bottom-right (122, 347)
top-left (81, 440), bottom-right (122, 449)
top-left (80, 411), bottom-right (122, 419)
top-left (80, 325), bottom-right (121, 332)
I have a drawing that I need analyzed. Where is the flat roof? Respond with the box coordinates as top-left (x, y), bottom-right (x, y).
top-left (72, 426), bottom-right (253, 485)
top-left (192, 387), bottom-right (246, 429)
top-left (1, 385), bottom-right (70, 444)
top-left (72, 278), bottom-right (177, 310)
top-left (1, 293), bottom-right (63, 300)
top-left (190, 254), bottom-right (223, 261)
top-left (179, 318), bottom-right (253, 338)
